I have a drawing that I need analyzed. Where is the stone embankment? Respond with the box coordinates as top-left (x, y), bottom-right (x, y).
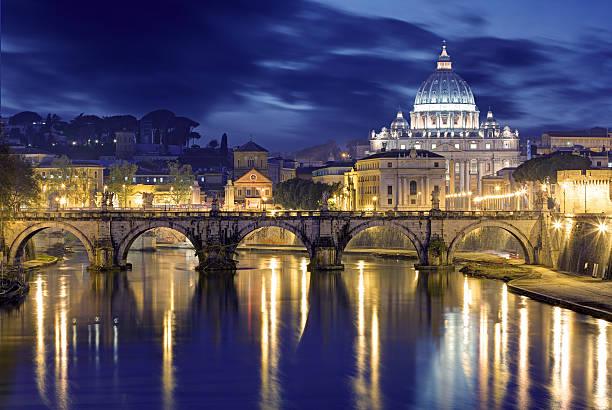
top-left (461, 259), bottom-right (612, 321)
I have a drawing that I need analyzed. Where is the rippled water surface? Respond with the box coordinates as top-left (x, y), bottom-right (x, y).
top-left (0, 248), bottom-right (610, 409)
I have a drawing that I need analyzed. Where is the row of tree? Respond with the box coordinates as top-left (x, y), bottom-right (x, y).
top-left (273, 178), bottom-right (342, 210)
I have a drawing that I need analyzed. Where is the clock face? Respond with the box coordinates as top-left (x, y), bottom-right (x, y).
top-left (250, 174), bottom-right (256, 180)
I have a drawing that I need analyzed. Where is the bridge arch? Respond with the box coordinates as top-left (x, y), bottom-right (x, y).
top-left (233, 220), bottom-right (314, 258)
top-left (8, 222), bottom-right (95, 265)
top-left (447, 220), bottom-right (536, 264)
top-left (116, 221), bottom-right (202, 267)
top-left (337, 220), bottom-right (427, 265)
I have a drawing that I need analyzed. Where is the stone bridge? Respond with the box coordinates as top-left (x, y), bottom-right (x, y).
top-left (2, 209), bottom-right (556, 273)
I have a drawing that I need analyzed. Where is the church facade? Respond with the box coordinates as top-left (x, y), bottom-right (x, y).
top-left (369, 43), bottom-right (521, 202)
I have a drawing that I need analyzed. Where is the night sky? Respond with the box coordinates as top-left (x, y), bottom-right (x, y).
top-left (2, 0), bottom-right (611, 150)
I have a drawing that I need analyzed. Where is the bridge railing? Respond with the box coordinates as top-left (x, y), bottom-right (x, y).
top-left (13, 208), bottom-right (553, 220)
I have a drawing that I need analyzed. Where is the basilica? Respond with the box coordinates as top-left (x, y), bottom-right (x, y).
top-left (369, 43), bottom-right (521, 198)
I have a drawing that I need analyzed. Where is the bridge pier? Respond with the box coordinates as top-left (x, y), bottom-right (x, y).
top-left (196, 243), bottom-right (237, 274)
top-left (90, 240), bottom-right (121, 271)
top-left (307, 238), bottom-right (344, 272)
top-left (415, 238), bottom-right (455, 272)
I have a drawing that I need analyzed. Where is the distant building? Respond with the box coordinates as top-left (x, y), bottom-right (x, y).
top-left (476, 168), bottom-right (532, 211)
top-left (267, 157), bottom-right (298, 185)
top-left (541, 127), bottom-right (612, 153)
top-left (9, 146), bottom-right (55, 166)
top-left (233, 140), bottom-right (268, 180)
top-left (344, 149), bottom-right (446, 211)
top-left (115, 131), bottom-right (136, 159)
top-left (312, 160), bottom-right (355, 185)
top-left (368, 43), bottom-right (521, 197)
top-left (36, 159), bottom-right (104, 208)
top-left (225, 169), bottom-right (273, 210)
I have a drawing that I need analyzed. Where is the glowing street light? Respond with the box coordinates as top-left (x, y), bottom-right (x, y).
top-left (372, 196), bottom-right (378, 211)
top-left (597, 223), bottom-right (608, 233)
top-left (553, 221), bottom-right (562, 230)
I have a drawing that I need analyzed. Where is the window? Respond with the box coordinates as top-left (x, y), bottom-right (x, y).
top-left (94, 171), bottom-right (98, 178)
top-left (454, 143), bottom-right (460, 149)
top-left (470, 143), bottom-right (477, 149)
top-left (260, 160), bottom-right (264, 168)
top-left (133, 177), bottom-right (136, 183)
top-left (265, 189), bottom-right (270, 196)
top-left (400, 144), bottom-right (406, 150)
top-left (238, 189), bottom-right (242, 196)
top-left (455, 163), bottom-right (460, 173)
top-left (146, 178), bottom-right (150, 183)
top-left (153, 177), bottom-right (157, 182)
top-left (411, 199), bottom-right (416, 204)
top-left (42, 171), bottom-right (46, 178)
top-left (431, 143), bottom-right (437, 149)
top-left (597, 161), bottom-right (602, 167)
top-left (388, 198), bottom-right (393, 205)
top-left (237, 159), bottom-right (241, 167)
top-left (409, 180), bottom-right (417, 195)
top-left (160, 177), bottom-right (164, 183)
top-left (434, 162), bottom-right (439, 168)
top-left (414, 143), bottom-right (421, 149)
top-left (246, 189), bottom-right (251, 196)
top-left (387, 162), bottom-right (393, 168)
top-left (248, 159), bottom-right (254, 168)
top-left (387, 185), bottom-right (392, 195)
top-left (470, 160), bottom-right (477, 174)
top-left (503, 141), bottom-right (510, 149)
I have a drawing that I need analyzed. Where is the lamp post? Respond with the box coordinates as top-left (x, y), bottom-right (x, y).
top-left (561, 182), bottom-right (567, 214)
top-left (373, 196), bottom-right (377, 211)
top-left (122, 184), bottom-right (126, 208)
top-left (261, 196), bottom-right (267, 211)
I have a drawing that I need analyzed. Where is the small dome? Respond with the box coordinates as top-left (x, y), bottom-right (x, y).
top-left (390, 110), bottom-right (408, 130)
top-left (413, 43), bottom-right (475, 107)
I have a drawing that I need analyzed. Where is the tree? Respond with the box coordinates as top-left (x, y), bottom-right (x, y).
top-left (513, 153), bottom-right (591, 184)
top-left (207, 139), bottom-right (219, 149)
top-left (274, 178), bottom-right (342, 210)
top-left (167, 161), bottom-right (194, 205)
top-left (0, 143), bottom-right (40, 252)
top-left (108, 161), bottom-right (138, 207)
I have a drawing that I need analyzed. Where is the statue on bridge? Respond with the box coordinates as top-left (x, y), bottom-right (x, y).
top-left (101, 191), bottom-right (115, 210)
top-left (142, 192), bottom-right (154, 209)
top-left (431, 186), bottom-right (440, 210)
top-left (321, 191), bottom-right (329, 212)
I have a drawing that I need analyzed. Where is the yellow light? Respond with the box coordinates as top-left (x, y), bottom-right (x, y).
top-left (61, 183), bottom-right (65, 189)
top-left (372, 196), bottom-right (377, 202)
top-left (542, 184), bottom-right (547, 192)
top-left (597, 223), bottom-right (608, 233)
top-left (59, 197), bottom-right (66, 205)
top-left (495, 185), bottom-right (500, 191)
top-left (262, 197), bottom-right (267, 202)
top-left (43, 185), bottom-right (47, 192)
top-left (104, 185), bottom-right (108, 191)
top-left (553, 221), bottom-right (562, 229)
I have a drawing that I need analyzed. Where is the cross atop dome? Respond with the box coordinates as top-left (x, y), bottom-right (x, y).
top-left (437, 41), bottom-right (452, 71)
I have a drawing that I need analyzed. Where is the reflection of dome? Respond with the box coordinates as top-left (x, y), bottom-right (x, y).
top-left (414, 43), bottom-right (475, 107)
top-left (390, 110), bottom-right (408, 130)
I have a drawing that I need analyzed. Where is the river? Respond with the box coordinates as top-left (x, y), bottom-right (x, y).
top-left (0, 247), bottom-right (610, 409)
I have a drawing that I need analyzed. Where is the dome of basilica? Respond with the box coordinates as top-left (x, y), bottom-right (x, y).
top-left (413, 43), bottom-right (475, 108)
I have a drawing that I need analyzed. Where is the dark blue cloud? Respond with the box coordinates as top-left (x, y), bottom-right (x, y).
top-left (1, 0), bottom-right (611, 150)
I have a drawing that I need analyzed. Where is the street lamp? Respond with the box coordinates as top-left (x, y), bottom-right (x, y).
top-left (261, 196), bottom-right (267, 211)
top-left (372, 196), bottom-right (377, 211)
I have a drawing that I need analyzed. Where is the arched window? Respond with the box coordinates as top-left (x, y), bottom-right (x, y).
top-left (409, 181), bottom-right (417, 195)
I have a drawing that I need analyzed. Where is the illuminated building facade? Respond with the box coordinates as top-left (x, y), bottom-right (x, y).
top-left (369, 43), bottom-right (521, 201)
top-left (541, 127), bottom-right (612, 153)
top-left (555, 169), bottom-right (612, 214)
top-left (344, 149), bottom-right (446, 211)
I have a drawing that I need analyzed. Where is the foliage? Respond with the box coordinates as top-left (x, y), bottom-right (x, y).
top-left (428, 240), bottom-right (447, 257)
top-left (513, 153), bottom-right (591, 183)
top-left (108, 161), bottom-right (138, 207)
top-left (0, 144), bottom-right (40, 220)
top-left (274, 178), bottom-right (342, 210)
top-left (167, 161), bottom-right (194, 205)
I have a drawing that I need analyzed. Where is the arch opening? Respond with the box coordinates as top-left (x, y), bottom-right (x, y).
top-left (8, 222), bottom-right (95, 266)
top-left (117, 224), bottom-right (200, 268)
top-left (233, 221), bottom-right (312, 261)
top-left (448, 222), bottom-right (534, 265)
top-left (339, 222), bottom-right (425, 265)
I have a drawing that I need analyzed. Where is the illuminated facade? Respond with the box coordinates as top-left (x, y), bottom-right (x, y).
top-left (369, 43), bottom-right (521, 200)
top-left (541, 127), bottom-right (612, 153)
top-left (555, 169), bottom-right (612, 214)
top-left (344, 149), bottom-right (446, 211)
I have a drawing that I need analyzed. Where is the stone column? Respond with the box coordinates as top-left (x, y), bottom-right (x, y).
top-left (477, 161), bottom-right (483, 195)
top-left (425, 176), bottom-right (431, 209)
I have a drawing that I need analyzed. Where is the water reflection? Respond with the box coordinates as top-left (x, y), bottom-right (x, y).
top-left (0, 249), bottom-right (610, 409)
